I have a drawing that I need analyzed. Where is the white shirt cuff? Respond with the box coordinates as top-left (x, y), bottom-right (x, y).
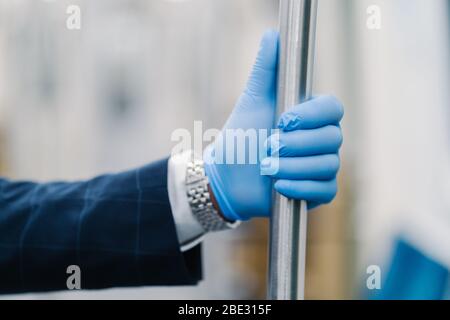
top-left (167, 150), bottom-right (205, 252)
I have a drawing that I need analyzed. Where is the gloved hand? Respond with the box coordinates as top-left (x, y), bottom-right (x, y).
top-left (204, 30), bottom-right (343, 221)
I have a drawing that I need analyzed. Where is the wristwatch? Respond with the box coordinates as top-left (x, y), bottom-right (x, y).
top-left (185, 158), bottom-right (240, 232)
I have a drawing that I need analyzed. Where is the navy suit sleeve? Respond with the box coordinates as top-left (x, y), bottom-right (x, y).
top-left (0, 158), bottom-right (202, 294)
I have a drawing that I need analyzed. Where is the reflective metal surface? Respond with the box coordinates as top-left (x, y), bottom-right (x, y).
top-left (268, 0), bottom-right (318, 300)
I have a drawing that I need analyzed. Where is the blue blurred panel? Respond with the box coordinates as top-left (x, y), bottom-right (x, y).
top-left (373, 239), bottom-right (449, 300)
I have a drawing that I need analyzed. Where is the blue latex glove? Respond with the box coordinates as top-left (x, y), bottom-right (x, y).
top-left (204, 30), bottom-right (343, 221)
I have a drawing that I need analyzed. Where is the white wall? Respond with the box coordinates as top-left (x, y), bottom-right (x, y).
top-left (348, 0), bottom-right (450, 274)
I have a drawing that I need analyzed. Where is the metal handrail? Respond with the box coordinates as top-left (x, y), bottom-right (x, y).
top-left (268, 0), bottom-right (318, 300)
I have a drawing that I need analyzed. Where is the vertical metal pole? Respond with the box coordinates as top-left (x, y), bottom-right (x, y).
top-left (268, 0), bottom-right (318, 300)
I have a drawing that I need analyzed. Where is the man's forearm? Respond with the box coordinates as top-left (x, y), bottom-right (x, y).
top-left (0, 158), bottom-right (202, 294)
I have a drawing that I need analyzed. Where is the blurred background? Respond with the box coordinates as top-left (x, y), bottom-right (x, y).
top-left (0, 0), bottom-right (449, 299)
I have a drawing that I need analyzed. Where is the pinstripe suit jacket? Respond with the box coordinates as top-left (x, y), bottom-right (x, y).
top-left (0, 158), bottom-right (202, 294)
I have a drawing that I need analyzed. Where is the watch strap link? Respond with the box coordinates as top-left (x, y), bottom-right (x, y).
top-left (186, 158), bottom-right (239, 232)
